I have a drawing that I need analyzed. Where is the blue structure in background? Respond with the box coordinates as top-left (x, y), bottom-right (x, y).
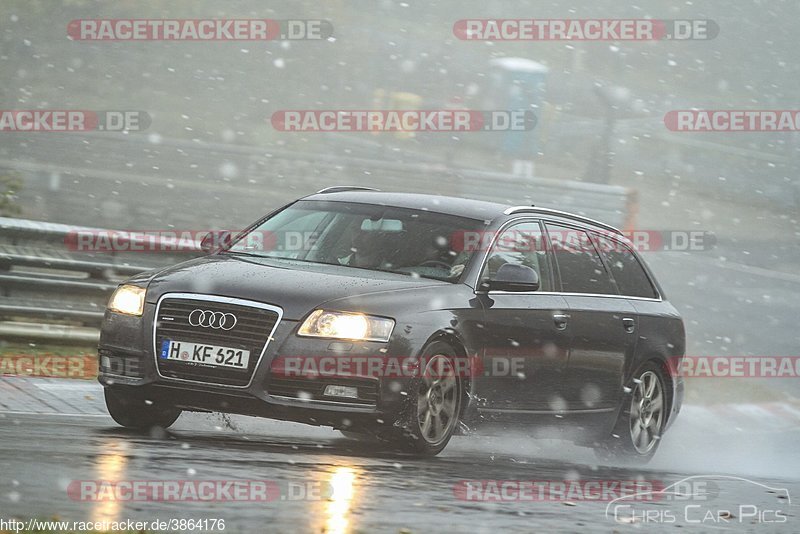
top-left (486, 57), bottom-right (548, 160)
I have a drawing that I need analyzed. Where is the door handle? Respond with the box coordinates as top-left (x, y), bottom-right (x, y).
top-left (553, 313), bottom-right (569, 330)
top-left (622, 317), bottom-right (636, 333)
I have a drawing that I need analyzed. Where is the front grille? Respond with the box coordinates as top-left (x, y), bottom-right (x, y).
top-left (266, 375), bottom-right (379, 406)
top-left (154, 296), bottom-right (280, 386)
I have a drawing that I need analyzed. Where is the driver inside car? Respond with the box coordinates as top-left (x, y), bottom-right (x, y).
top-left (339, 225), bottom-right (398, 269)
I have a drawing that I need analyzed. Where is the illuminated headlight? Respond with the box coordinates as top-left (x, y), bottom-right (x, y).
top-left (298, 310), bottom-right (394, 342)
top-left (108, 284), bottom-right (146, 316)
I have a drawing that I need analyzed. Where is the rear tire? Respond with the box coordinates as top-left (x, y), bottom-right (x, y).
top-left (594, 361), bottom-right (668, 464)
top-left (104, 388), bottom-right (181, 430)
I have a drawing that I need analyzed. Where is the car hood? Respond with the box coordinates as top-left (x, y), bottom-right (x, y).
top-left (134, 254), bottom-right (446, 320)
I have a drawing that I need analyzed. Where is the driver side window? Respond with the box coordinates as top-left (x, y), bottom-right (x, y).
top-left (481, 221), bottom-right (552, 291)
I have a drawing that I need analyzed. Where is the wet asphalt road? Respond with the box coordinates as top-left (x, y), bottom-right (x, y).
top-left (0, 378), bottom-right (799, 533)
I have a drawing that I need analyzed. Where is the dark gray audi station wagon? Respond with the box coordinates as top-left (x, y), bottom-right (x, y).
top-left (99, 187), bottom-right (685, 458)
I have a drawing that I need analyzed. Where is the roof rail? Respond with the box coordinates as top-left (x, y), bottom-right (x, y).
top-left (315, 186), bottom-right (380, 194)
top-left (503, 206), bottom-right (622, 235)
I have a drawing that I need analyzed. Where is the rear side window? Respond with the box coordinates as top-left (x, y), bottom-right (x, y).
top-left (594, 234), bottom-right (659, 299)
top-left (545, 224), bottom-right (616, 295)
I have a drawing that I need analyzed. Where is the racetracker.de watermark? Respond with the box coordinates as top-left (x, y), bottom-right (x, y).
top-left (0, 110), bottom-right (149, 132)
top-left (453, 19), bottom-right (718, 41)
top-left (270, 353), bottom-right (565, 380)
top-left (452, 229), bottom-right (715, 253)
top-left (453, 480), bottom-right (665, 502)
top-left (665, 110), bottom-right (800, 132)
top-left (68, 479), bottom-right (335, 502)
top-left (271, 110), bottom-right (537, 132)
top-left (667, 356), bottom-right (800, 378)
top-left (68, 19), bottom-right (333, 41)
top-left (65, 229), bottom-right (211, 253)
top-left (0, 355), bottom-right (97, 379)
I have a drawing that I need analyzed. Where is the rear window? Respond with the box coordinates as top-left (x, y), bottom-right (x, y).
top-left (594, 234), bottom-right (659, 299)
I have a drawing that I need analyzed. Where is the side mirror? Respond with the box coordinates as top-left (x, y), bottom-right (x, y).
top-left (485, 264), bottom-right (540, 292)
top-left (200, 230), bottom-right (232, 254)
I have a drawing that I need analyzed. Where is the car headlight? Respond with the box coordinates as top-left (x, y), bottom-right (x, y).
top-left (108, 284), bottom-right (146, 316)
top-left (298, 310), bottom-right (394, 342)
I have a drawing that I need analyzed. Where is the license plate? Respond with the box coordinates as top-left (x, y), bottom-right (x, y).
top-left (160, 340), bottom-right (250, 369)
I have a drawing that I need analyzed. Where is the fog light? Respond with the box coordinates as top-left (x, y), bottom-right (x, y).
top-left (324, 385), bottom-right (358, 399)
top-left (100, 355), bottom-right (111, 369)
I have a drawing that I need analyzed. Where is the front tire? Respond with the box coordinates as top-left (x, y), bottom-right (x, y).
top-left (392, 342), bottom-right (463, 456)
top-left (104, 387), bottom-right (182, 430)
top-left (595, 361), bottom-right (668, 464)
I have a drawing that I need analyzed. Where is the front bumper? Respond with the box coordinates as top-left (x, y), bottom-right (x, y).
top-left (97, 298), bottom-right (412, 429)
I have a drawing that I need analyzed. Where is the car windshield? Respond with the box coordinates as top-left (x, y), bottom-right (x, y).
top-left (226, 200), bottom-right (485, 282)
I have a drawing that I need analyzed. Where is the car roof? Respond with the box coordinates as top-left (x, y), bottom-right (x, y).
top-left (301, 189), bottom-right (623, 235)
top-left (301, 190), bottom-right (509, 221)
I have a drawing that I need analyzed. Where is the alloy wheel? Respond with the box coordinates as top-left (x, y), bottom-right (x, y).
top-left (417, 355), bottom-right (459, 444)
top-left (629, 370), bottom-right (664, 454)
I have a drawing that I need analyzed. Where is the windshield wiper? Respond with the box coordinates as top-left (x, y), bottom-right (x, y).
top-left (221, 249), bottom-right (268, 257)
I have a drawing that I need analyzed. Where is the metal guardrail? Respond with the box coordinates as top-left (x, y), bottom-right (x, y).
top-left (0, 132), bottom-right (637, 231)
top-left (0, 217), bottom-right (200, 343)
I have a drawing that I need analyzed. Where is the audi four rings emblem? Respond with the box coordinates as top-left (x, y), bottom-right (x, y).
top-left (188, 309), bottom-right (237, 330)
